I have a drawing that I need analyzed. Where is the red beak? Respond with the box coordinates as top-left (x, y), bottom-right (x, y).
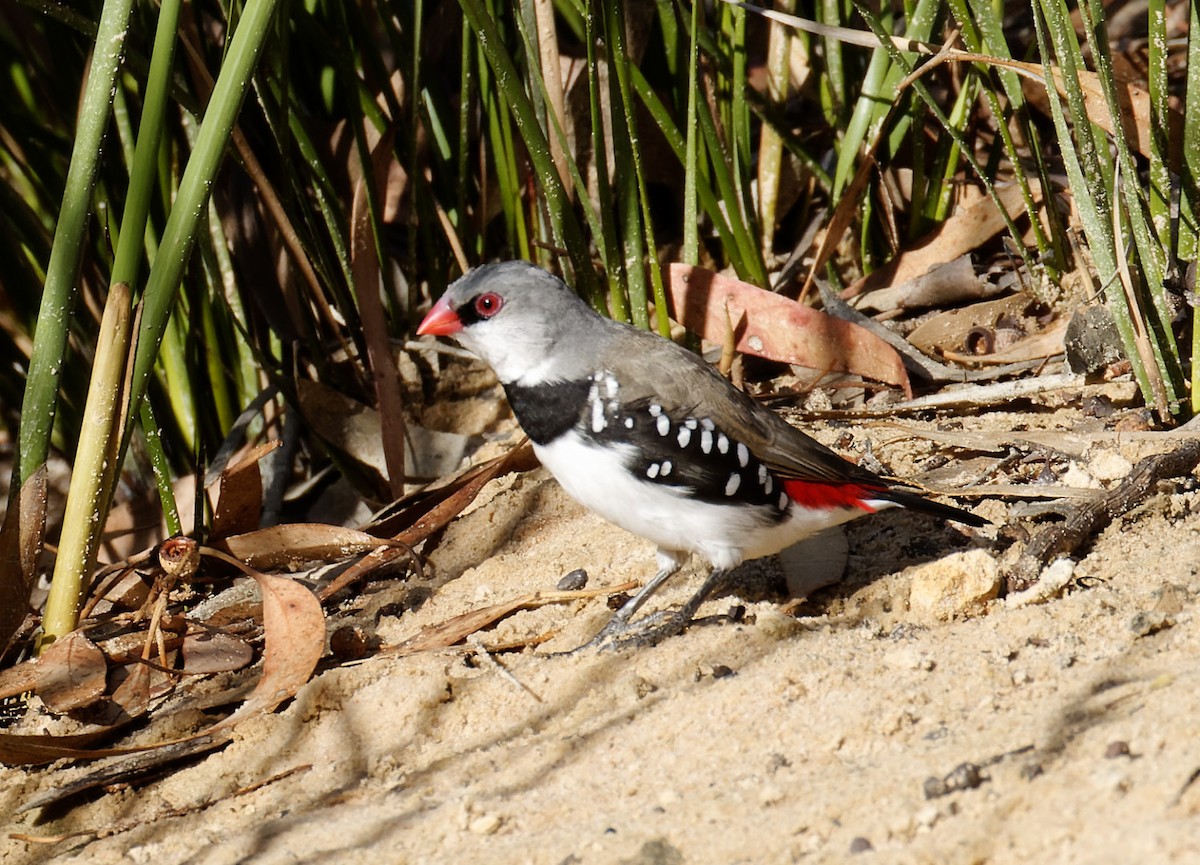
top-left (417, 295), bottom-right (462, 336)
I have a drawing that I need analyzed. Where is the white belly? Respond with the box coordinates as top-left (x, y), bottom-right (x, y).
top-left (533, 433), bottom-right (870, 571)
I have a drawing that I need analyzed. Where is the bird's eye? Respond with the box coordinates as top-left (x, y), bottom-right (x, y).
top-left (474, 292), bottom-right (503, 318)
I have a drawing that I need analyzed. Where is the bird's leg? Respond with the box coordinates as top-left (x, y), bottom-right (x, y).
top-left (563, 550), bottom-right (684, 653)
top-left (609, 566), bottom-right (732, 648)
top-left (574, 564), bottom-right (734, 653)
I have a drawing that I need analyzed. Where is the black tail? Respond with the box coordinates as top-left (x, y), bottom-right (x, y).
top-left (876, 487), bottom-right (989, 527)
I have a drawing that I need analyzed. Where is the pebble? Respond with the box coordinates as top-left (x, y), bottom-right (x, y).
top-left (1105, 740), bottom-right (1131, 759)
top-left (849, 836), bottom-right (874, 854)
top-left (1129, 610), bottom-right (1173, 637)
top-left (557, 568), bottom-right (589, 591)
top-left (908, 549), bottom-right (1000, 621)
top-left (1088, 449), bottom-right (1132, 482)
top-left (468, 813), bottom-right (501, 835)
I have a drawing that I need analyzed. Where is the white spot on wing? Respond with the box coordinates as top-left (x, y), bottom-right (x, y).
top-left (717, 434), bottom-right (730, 454)
top-left (649, 404), bottom-right (663, 417)
top-left (764, 474), bottom-right (773, 494)
top-left (700, 418), bottom-right (715, 431)
top-left (661, 460), bottom-right (672, 476)
top-left (725, 473), bottom-right (741, 496)
top-left (758, 464), bottom-right (768, 485)
top-left (656, 414), bottom-right (670, 437)
top-left (737, 442), bottom-right (750, 467)
top-left (700, 430), bottom-right (713, 454)
top-left (647, 463), bottom-right (660, 479)
top-left (591, 398), bottom-right (606, 433)
top-left (677, 427), bottom-right (691, 448)
top-left (685, 418), bottom-right (698, 429)
top-left (624, 417), bottom-right (635, 429)
top-left (778, 490), bottom-right (789, 510)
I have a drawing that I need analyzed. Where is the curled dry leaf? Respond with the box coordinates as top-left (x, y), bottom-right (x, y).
top-left (667, 264), bottom-right (911, 397)
top-left (849, 183), bottom-right (1033, 300)
top-left (852, 255), bottom-right (999, 314)
top-left (37, 631), bottom-right (107, 714)
top-left (320, 442), bottom-right (540, 601)
top-left (206, 570), bottom-right (325, 731)
top-left (221, 523), bottom-right (389, 571)
top-left (0, 464), bottom-right (47, 653)
top-left (908, 294), bottom-right (1038, 356)
top-left (209, 440), bottom-right (281, 539)
top-left (0, 570), bottom-right (323, 769)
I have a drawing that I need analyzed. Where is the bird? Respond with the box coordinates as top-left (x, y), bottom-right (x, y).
top-left (417, 261), bottom-right (987, 649)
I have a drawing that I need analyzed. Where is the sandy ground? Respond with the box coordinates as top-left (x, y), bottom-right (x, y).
top-left (4, 371), bottom-right (1200, 864)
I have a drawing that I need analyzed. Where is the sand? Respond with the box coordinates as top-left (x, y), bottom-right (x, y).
top-left (4, 378), bottom-right (1200, 865)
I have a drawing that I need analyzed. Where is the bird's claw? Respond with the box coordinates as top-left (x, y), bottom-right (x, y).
top-left (558, 609), bottom-right (692, 654)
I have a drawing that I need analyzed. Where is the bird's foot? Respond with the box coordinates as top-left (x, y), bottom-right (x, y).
top-left (560, 608), bottom-right (691, 654)
top-left (551, 567), bottom-right (731, 655)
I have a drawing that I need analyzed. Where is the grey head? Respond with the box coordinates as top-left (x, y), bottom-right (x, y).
top-left (424, 261), bottom-right (610, 385)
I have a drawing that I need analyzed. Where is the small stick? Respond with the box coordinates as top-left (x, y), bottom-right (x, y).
top-left (467, 635), bottom-right (543, 703)
top-left (1006, 439), bottom-right (1200, 593)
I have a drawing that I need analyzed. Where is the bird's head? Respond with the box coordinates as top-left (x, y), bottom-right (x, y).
top-left (417, 261), bottom-right (596, 385)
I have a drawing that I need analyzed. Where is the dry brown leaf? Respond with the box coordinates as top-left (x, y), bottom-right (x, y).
top-left (0, 465), bottom-right (47, 653)
top-left (351, 126), bottom-right (408, 497)
top-left (37, 631), bottom-right (107, 714)
top-left (1023, 63), bottom-right (1182, 162)
top-left (668, 264), bottom-right (911, 397)
top-left (221, 523), bottom-right (389, 571)
top-left (297, 380), bottom-right (471, 482)
top-left (106, 659), bottom-right (152, 723)
top-left (853, 255), bottom-right (999, 313)
top-left (206, 571), bottom-right (324, 730)
top-left (849, 183), bottom-right (1032, 298)
top-left (0, 728), bottom-right (133, 766)
top-left (908, 294), bottom-right (1037, 355)
top-left (942, 320), bottom-right (1067, 366)
top-left (0, 659), bottom-right (41, 702)
top-left (181, 631), bottom-right (255, 675)
top-left (209, 440), bottom-right (281, 539)
top-left (318, 443), bottom-right (539, 601)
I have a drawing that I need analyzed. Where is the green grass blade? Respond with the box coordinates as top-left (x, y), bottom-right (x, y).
top-left (16, 0), bottom-right (135, 490)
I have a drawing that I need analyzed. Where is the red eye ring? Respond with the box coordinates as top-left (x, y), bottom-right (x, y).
top-left (474, 291), bottom-right (503, 318)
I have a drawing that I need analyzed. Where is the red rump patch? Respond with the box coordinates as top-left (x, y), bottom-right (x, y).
top-left (782, 479), bottom-right (883, 512)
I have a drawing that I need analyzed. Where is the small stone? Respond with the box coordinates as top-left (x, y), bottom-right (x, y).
top-left (1060, 463), bottom-right (1099, 489)
top-left (924, 762), bottom-right (987, 799)
top-left (557, 568), bottom-right (589, 591)
top-left (907, 549), bottom-right (1000, 621)
top-left (766, 753), bottom-right (792, 773)
top-left (849, 836), bottom-right (874, 854)
top-left (1129, 610), bottom-right (1173, 637)
top-left (619, 839), bottom-right (684, 865)
top-left (711, 664), bottom-right (736, 679)
top-left (468, 813), bottom-right (501, 835)
top-left (329, 625), bottom-right (373, 661)
top-left (1105, 741), bottom-right (1131, 759)
top-left (634, 676), bottom-right (658, 699)
top-left (915, 803), bottom-right (941, 830)
top-left (759, 783), bottom-right (785, 806)
top-left (1088, 449), bottom-right (1132, 483)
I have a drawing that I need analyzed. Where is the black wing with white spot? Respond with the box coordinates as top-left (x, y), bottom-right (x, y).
top-left (585, 387), bottom-right (789, 514)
